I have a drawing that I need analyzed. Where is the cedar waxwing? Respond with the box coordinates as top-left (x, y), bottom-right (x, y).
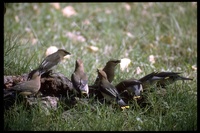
top-left (4, 70), bottom-right (41, 98)
top-left (28, 49), bottom-right (70, 80)
top-left (154, 72), bottom-right (193, 87)
top-left (97, 69), bottom-right (129, 109)
top-left (91, 59), bottom-right (121, 88)
top-left (136, 71), bottom-right (193, 89)
top-left (115, 78), bottom-right (143, 100)
top-left (89, 59), bottom-right (121, 100)
top-left (71, 59), bottom-right (89, 97)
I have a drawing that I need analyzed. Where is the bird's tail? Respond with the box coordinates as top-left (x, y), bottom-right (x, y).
top-left (179, 76), bottom-right (193, 81)
top-left (117, 97), bottom-right (129, 109)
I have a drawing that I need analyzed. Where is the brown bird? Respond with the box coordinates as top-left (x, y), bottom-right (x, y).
top-left (4, 70), bottom-right (41, 98)
top-left (97, 69), bottom-right (129, 109)
top-left (28, 49), bottom-right (70, 80)
top-left (71, 59), bottom-right (89, 97)
top-left (91, 59), bottom-right (121, 88)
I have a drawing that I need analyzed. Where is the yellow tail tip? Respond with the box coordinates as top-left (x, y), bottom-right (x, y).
top-left (121, 107), bottom-right (126, 110)
top-left (125, 105), bottom-right (130, 109)
top-left (81, 91), bottom-right (88, 94)
top-left (133, 96), bottom-right (140, 99)
top-left (121, 106), bottom-right (130, 109)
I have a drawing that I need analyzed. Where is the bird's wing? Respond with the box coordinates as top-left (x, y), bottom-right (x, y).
top-left (133, 84), bottom-right (141, 96)
top-left (79, 73), bottom-right (89, 94)
top-left (126, 83), bottom-right (142, 95)
top-left (9, 82), bottom-right (37, 93)
top-left (99, 81), bottom-right (118, 98)
top-left (79, 78), bottom-right (88, 89)
top-left (139, 72), bottom-right (157, 82)
top-left (93, 76), bottom-right (100, 86)
top-left (71, 73), bottom-right (81, 89)
top-left (123, 79), bottom-right (142, 86)
top-left (39, 54), bottom-right (60, 70)
top-left (155, 72), bottom-right (181, 77)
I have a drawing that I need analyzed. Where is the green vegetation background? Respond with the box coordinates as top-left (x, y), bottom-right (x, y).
top-left (4, 3), bottom-right (197, 131)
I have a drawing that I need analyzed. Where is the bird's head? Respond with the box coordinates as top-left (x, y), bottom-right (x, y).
top-left (106, 59), bottom-right (121, 67)
top-left (97, 69), bottom-right (107, 80)
top-left (76, 59), bottom-right (83, 66)
top-left (57, 49), bottom-right (71, 56)
top-left (75, 59), bottom-right (84, 71)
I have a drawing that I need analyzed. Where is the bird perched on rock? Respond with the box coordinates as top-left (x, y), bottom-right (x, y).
top-left (28, 49), bottom-right (70, 80)
top-left (97, 69), bottom-right (129, 109)
top-left (91, 59), bottom-right (121, 88)
top-left (71, 59), bottom-right (89, 97)
top-left (4, 70), bottom-right (41, 98)
top-left (115, 78), bottom-right (143, 101)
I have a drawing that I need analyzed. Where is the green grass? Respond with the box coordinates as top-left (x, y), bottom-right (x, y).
top-left (4, 2), bottom-right (197, 131)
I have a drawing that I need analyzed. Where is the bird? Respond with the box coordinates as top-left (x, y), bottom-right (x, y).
top-left (28, 49), bottom-right (70, 80)
top-left (89, 59), bottom-right (121, 101)
top-left (115, 78), bottom-right (143, 101)
top-left (154, 72), bottom-right (193, 88)
top-left (71, 59), bottom-right (89, 97)
top-left (133, 71), bottom-right (193, 89)
top-left (91, 59), bottom-right (121, 88)
top-left (4, 70), bottom-right (41, 98)
top-left (97, 69), bottom-right (129, 109)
